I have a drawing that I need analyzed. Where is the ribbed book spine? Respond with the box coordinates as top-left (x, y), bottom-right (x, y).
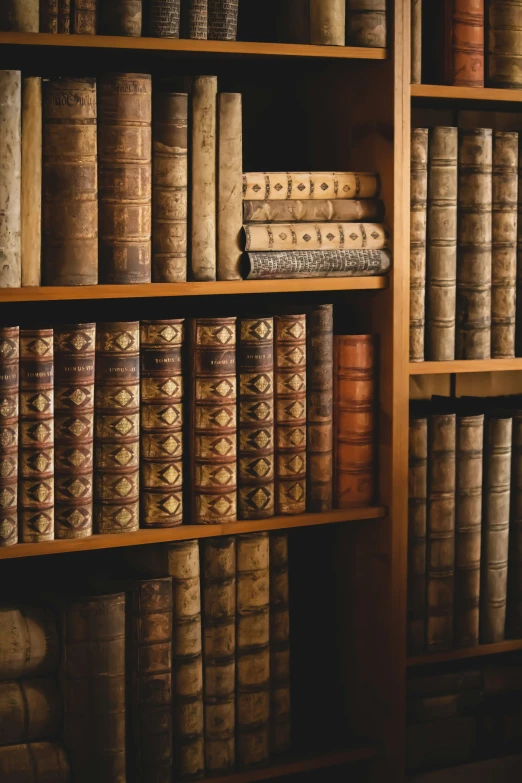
top-left (217, 93), bottom-right (243, 280)
top-left (310, 0), bottom-right (345, 45)
top-left (488, 0), bottom-right (522, 89)
top-left (208, 0), bottom-right (237, 39)
top-left (242, 172), bottom-right (380, 201)
top-left (411, 0), bottom-right (422, 83)
top-left (58, 0), bottom-right (71, 31)
top-left (452, 0), bottom-right (484, 86)
top-left (21, 76), bottom-right (42, 287)
top-left (0, 678), bottom-right (62, 745)
top-left (244, 223), bottom-right (388, 252)
top-left (0, 743), bottom-right (70, 781)
top-left (191, 76), bottom-right (217, 281)
top-left (516, 138), bottom-right (522, 356)
top-left (0, 0), bottom-right (39, 30)
top-left (508, 412), bottom-right (522, 638)
top-left (184, 0), bottom-right (208, 38)
top-left (307, 304), bottom-right (333, 512)
top-left (244, 249), bottom-right (391, 279)
top-left (40, 0), bottom-right (58, 30)
top-left (243, 199), bottom-right (385, 223)
top-left (72, 0), bottom-right (97, 33)
top-left (410, 128), bottom-right (428, 362)
top-left (0, 606), bottom-right (59, 680)
top-left (269, 532), bottom-right (291, 756)
top-left (408, 414), bottom-right (428, 655)
top-left (101, 0), bottom-right (142, 35)
top-left (0, 71), bottom-right (21, 288)
top-left (346, 0), bottom-right (386, 47)
top-left (0, 327), bottom-right (19, 547)
top-left (147, 0), bottom-right (180, 36)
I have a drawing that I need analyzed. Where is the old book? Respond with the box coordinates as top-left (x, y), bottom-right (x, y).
top-left (54, 324), bottom-right (95, 540)
top-left (94, 322), bottom-right (140, 535)
top-left (62, 593), bottom-right (126, 783)
top-left (0, 678), bottom-right (62, 745)
top-left (42, 77), bottom-right (98, 286)
top-left (243, 199), bottom-right (385, 223)
top-left (147, 0), bottom-right (181, 36)
top-left (236, 533), bottom-right (270, 769)
top-left (406, 716), bottom-right (477, 772)
top-left (244, 222), bottom-right (388, 252)
top-left (334, 335), bottom-right (376, 508)
top-left (40, 0), bottom-right (58, 31)
top-left (243, 249), bottom-right (391, 279)
top-left (192, 318), bottom-right (237, 524)
top-left (518, 144), bottom-right (522, 355)
top-left (346, 0), bottom-right (386, 47)
top-left (21, 77), bottom-right (41, 287)
top-left (0, 327), bottom-right (18, 547)
top-left (407, 669), bottom-right (482, 697)
top-left (208, 0), bottom-right (237, 39)
top-left (275, 314), bottom-right (307, 515)
top-left (0, 72), bottom-right (21, 288)
top-left (217, 93), bottom-right (242, 281)
top-left (19, 328), bottom-right (54, 544)
top-left (140, 319), bottom-right (184, 528)
top-left (191, 75), bottom-right (217, 281)
top-left (152, 91), bottom-right (188, 282)
top-left (488, 0), bottom-right (522, 89)
top-left (491, 131), bottom-right (518, 358)
top-left (58, 0), bottom-right (71, 31)
top-left (238, 317), bottom-right (275, 520)
top-left (269, 532), bottom-right (291, 755)
top-left (481, 414), bottom-right (512, 644)
top-left (307, 304), bottom-right (333, 512)
top-left (457, 128), bottom-right (493, 360)
top-left (242, 172), bottom-right (380, 201)
top-left (0, 0), bottom-right (39, 30)
top-left (310, 0), bottom-right (344, 45)
top-left (72, 0), bottom-right (97, 32)
top-left (410, 127), bottom-right (428, 363)
top-left (101, 0), bottom-right (142, 34)
top-left (451, 0), bottom-right (484, 86)
top-left (0, 605), bottom-right (59, 679)
top-left (411, 0), bottom-right (422, 83)
top-left (183, 0), bottom-right (207, 38)
top-left (99, 73), bottom-right (152, 284)
top-left (0, 742), bottom-right (70, 782)
top-left (508, 412), bottom-right (522, 638)
top-left (407, 413), bottom-right (428, 655)
top-left (201, 537), bottom-right (236, 774)
top-left (427, 126), bottom-right (458, 361)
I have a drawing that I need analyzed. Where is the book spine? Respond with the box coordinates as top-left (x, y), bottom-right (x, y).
top-left (243, 199), bottom-right (385, 223)
top-left (455, 413), bottom-right (484, 648)
top-left (54, 324), bottom-right (95, 540)
top-left (19, 328), bottom-right (54, 543)
top-left (0, 742), bottom-right (70, 782)
top-left (0, 606), bottom-right (60, 680)
top-left (244, 223), bottom-right (388, 252)
top-left (410, 127), bottom-right (428, 362)
top-left (411, 0), bottom-right (422, 83)
top-left (279, 0), bottom-right (310, 43)
top-left (481, 415), bottom-right (512, 644)
top-left (508, 412), bottom-right (522, 638)
top-left (275, 314), bottom-right (307, 515)
top-left (334, 335), bottom-right (376, 508)
top-left (238, 317), bottom-right (275, 520)
top-left (184, 0), bottom-right (208, 38)
top-left (94, 322), bottom-right (140, 535)
top-left (191, 75), bottom-right (217, 281)
top-left (236, 532), bottom-right (270, 769)
top-left (310, 0), bottom-right (345, 45)
top-left (202, 536), bottom-right (236, 774)
top-left (408, 415), bottom-right (428, 655)
top-left (0, 0), bottom-right (39, 30)
top-left (452, 0), bottom-right (484, 86)
top-left (346, 0), bottom-right (386, 47)
top-left (244, 249), bottom-right (391, 279)
top-left (427, 126), bottom-right (458, 361)
top-left (217, 93), bottom-right (242, 281)
top-left (488, 0), bottom-right (522, 89)
top-left (99, 73), bottom-right (152, 284)
top-left (0, 678), bottom-right (62, 745)
top-left (101, 0), bottom-right (142, 35)
top-left (40, 0), bottom-right (58, 30)
top-left (0, 326), bottom-right (18, 547)
top-left (242, 172), bottom-right (380, 201)
top-left (269, 532), bottom-right (291, 756)
top-left (21, 77), bottom-right (42, 287)
top-left (42, 77), bottom-right (98, 286)
top-left (72, 0), bottom-right (97, 33)
top-left (307, 304), bottom-right (333, 512)
top-left (517, 138), bottom-right (522, 356)
top-left (148, 0), bottom-right (181, 36)
top-left (426, 413), bottom-right (456, 652)
top-left (152, 91), bottom-right (188, 282)
top-left (0, 71), bottom-right (21, 288)
top-left (208, 0), bottom-right (237, 39)
top-left (140, 319), bottom-right (184, 528)
top-left (457, 128), bottom-right (493, 360)
top-left (58, 0), bottom-right (71, 31)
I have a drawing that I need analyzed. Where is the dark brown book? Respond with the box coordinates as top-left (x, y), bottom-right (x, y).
top-left (98, 73), bottom-right (152, 284)
top-left (508, 412), bottom-right (522, 638)
top-left (408, 413), bottom-right (428, 655)
top-left (269, 532), bottom-right (291, 756)
top-left (0, 678), bottom-right (62, 745)
top-left (450, 0), bottom-right (484, 87)
top-left (94, 322), bottom-right (140, 535)
top-left (0, 605), bottom-right (60, 680)
top-left (147, 0), bottom-right (180, 36)
top-left (238, 317), bottom-right (275, 520)
top-left (183, 0), bottom-right (207, 37)
top-left (346, 0), bottom-right (386, 47)
top-left (101, 0), bottom-right (142, 34)
top-left (208, 0), bottom-right (237, 40)
top-left (0, 742), bottom-right (70, 781)
top-left (0, 327), bottom-right (19, 547)
top-left (488, 1), bottom-right (522, 89)
top-left (58, 0), bottom-right (70, 31)
top-left (406, 717), bottom-right (477, 772)
top-left (410, 127), bottom-right (428, 363)
top-left (307, 304), bottom-right (333, 512)
top-left (40, 0), bottom-right (58, 31)
top-left (72, 0), bottom-right (96, 32)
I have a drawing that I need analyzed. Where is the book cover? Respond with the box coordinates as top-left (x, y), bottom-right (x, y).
top-left (21, 76), bottom-right (42, 287)
top-left (217, 93), bottom-right (242, 281)
top-left (307, 304), bottom-right (333, 512)
top-left (0, 605), bottom-right (59, 680)
top-left (191, 76), bottom-right (217, 281)
top-left (410, 127), bottom-right (428, 362)
top-left (408, 413), bottom-right (428, 655)
top-left (0, 71), bottom-right (21, 288)
top-left (0, 326), bottom-right (19, 547)
top-left (346, 0), bottom-right (386, 47)
top-left (242, 172), bottom-right (380, 201)
top-left (208, 0), bottom-right (237, 40)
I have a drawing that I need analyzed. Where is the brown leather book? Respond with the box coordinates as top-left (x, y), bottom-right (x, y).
top-left (42, 77), bottom-right (98, 286)
top-left (346, 0), bottom-right (386, 47)
top-left (517, 145), bottom-right (522, 356)
top-left (0, 678), bottom-right (62, 745)
top-left (54, 324), bottom-right (95, 540)
top-left (0, 326), bottom-right (19, 547)
top-left (19, 328), bottom-right (54, 544)
top-left (0, 605), bottom-right (59, 679)
top-left (508, 411), bottom-right (522, 638)
top-left (408, 413), bottom-right (428, 655)
top-left (208, 0), bottom-right (237, 39)
top-left (98, 73), bottom-right (152, 284)
top-left (58, 0), bottom-right (70, 31)
top-left (21, 76), bottom-right (42, 287)
top-left (0, 742), bottom-right (70, 782)
top-left (411, 0), bottom-right (422, 83)
top-left (0, 71), bottom-right (21, 290)
top-left (40, 0), bottom-right (58, 31)
top-left (101, 0), bottom-right (142, 35)
top-left (238, 317), bottom-right (274, 520)
top-left (94, 322), bottom-right (140, 535)
top-left (182, 0), bottom-right (208, 38)
top-left (307, 304), bottom-right (333, 512)
top-left (410, 128), bottom-right (428, 362)
top-left (451, 0), bottom-right (484, 86)
top-left (488, 0), bottom-right (522, 89)
top-left (147, 0), bottom-right (180, 36)
top-left (269, 532), bottom-right (291, 756)
top-left (72, 0), bottom-right (97, 32)
top-left (140, 320), bottom-right (184, 528)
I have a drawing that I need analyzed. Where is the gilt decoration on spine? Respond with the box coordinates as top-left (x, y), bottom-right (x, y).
top-left (0, 71), bottom-right (21, 288)
top-left (269, 532), bottom-right (291, 755)
top-left (307, 304), bottom-right (333, 512)
top-left (410, 128), bottom-right (428, 362)
top-left (0, 327), bottom-right (18, 547)
top-left (72, 0), bottom-right (97, 33)
top-left (242, 172), bottom-right (380, 201)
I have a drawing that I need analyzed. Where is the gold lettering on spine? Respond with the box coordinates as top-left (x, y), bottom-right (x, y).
top-left (0, 327), bottom-right (19, 546)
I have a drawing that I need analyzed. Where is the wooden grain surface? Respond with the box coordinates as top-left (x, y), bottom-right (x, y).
top-left (409, 359), bottom-right (522, 374)
top-left (411, 83), bottom-right (522, 103)
top-left (407, 638), bottom-right (522, 667)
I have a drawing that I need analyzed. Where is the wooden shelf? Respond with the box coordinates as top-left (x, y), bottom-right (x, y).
top-left (411, 83), bottom-right (522, 102)
top-left (407, 639), bottom-right (522, 667)
top-left (409, 358), bottom-right (522, 375)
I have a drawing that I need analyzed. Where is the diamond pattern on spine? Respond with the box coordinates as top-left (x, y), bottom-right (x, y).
top-left (0, 327), bottom-right (19, 546)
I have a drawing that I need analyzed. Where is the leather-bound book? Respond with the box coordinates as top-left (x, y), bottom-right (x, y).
top-left (201, 537), bottom-right (236, 774)
top-left (40, 0), bottom-right (58, 31)
top-left (101, 0), bottom-right (142, 35)
top-left (0, 742), bottom-right (70, 782)
top-left (411, 0), bottom-right (422, 83)
top-left (518, 146), bottom-right (522, 355)
top-left (208, 0), bottom-right (237, 39)
top-left (244, 248), bottom-right (391, 280)
top-left (0, 678), bottom-right (62, 745)
top-left (191, 76), bottom-right (217, 281)
top-left (19, 328), bottom-right (54, 544)
top-left (217, 93), bottom-right (242, 281)
top-left (238, 316), bottom-right (274, 520)
top-left (147, 0), bottom-right (181, 36)
top-left (58, 0), bottom-right (71, 32)
top-left (183, 0), bottom-right (208, 38)
top-left (243, 199), bottom-right (385, 223)
top-left (346, 0), bottom-right (386, 47)
top-left (54, 324), bottom-right (95, 540)
top-left (62, 593), bottom-right (126, 783)
top-left (21, 77), bottom-right (42, 287)
top-left (269, 532), bottom-right (291, 755)
top-left (508, 411), bottom-right (522, 638)
top-left (427, 126), bottom-right (458, 361)
top-left (457, 128), bottom-right (493, 359)
top-left (275, 314), bottom-right (307, 515)
top-left (310, 0), bottom-right (345, 45)
top-left (42, 77), bottom-right (98, 286)
top-left (94, 322), bottom-right (140, 535)
top-left (451, 0), bottom-right (484, 86)
top-left (192, 318), bottom-right (237, 524)
top-left (408, 412), bottom-right (428, 656)
top-left (0, 0), bottom-right (39, 30)
top-left (244, 223), bottom-right (388, 252)
top-left (307, 304), bottom-right (333, 512)
top-left (72, 0), bottom-right (97, 32)
top-left (152, 91), bottom-right (188, 282)
top-left (488, 0), bottom-right (522, 89)
top-left (242, 172), bottom-right (380, 201)
top-left (334, 335), bottom-right (376, 508)
top-left (0, 605), bottom-right (59, 679)
top-left (99, 73), bottom-right (152, 284)
top-left (0, 72), bottom-right (21, 288)
top-left (236, 533), bottom-right (270, 769)
top-left (410, 127), bottom-right (428, 362)
top-left (0, 327), bottom-right (19, 547)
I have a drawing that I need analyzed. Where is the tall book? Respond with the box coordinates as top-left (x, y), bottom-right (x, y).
top-left (0, 71), bottom-right (21, 288)
top-left (208, 0), bottom-right (237, 39)
top-left (147, 0), bottom-right (181, 36)
top-left (19, 328), bottom-right (54, 544)
top-left (0, 742), bottom-right (70, 781)
top-left (0, 0), bottom-right (39, 30)
top-left (243, 199), bottom-right (385, 223)
top-left (242, 172), bottom-right (381, 201)
top-left (508, 411), bottom-right (522, 638)
top-left (269, 532), bottom-right (291, 755)
top-left (488, 0), bottom-right (522, 89)
top-left (411, 0), bottom-right (422, 83)
top-left (21, 76), bottom-right (42, 287)
top-left (217, 92), bottom-right (242, 281)
top-left (40, 0), bottom-right (58, 31)
top-left (191, 75), bottom-right (217, 281)
top-left (72, 0), bottom-right (97, 32)
top-left (101, 0), bottom-right (142, 35)
top-left (54, 324), bottom-right (95, 540)
top-left (518, 140), bottom-right (522, 356)
top-left (307, 304), bottom-right (333, 512)
top-left (410, 127), bottom-right (428, 362)
top-left (0, 678), bottom-right (62, 745)
top-left (141, 319), bottom-right (184, 528)
top-left (94, 322), bottom-right (140, 535)
top-left (0, 605), bottom-right (59, 679)
top-left (310, 0), bottom-right (345, 45)
top-left (183, 0), bottom-right (208, 38)
top-left (449, 0), bottom-right (484, 86)
top-left (0, 326), bottom-right (19, 547)
top-left (58, 0), bottom-right (71, 32)
top-left (408, 413), bottom-right (428, 655)
top-left (346, 0), bottom-right (386, 47)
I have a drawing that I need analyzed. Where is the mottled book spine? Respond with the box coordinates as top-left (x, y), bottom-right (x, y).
top-left (202, 537), bottom-right (236, 774)
top-left (208, 0), bottom-right (237, 39)
top-left (140, 319), bottom-right (184, 528)
top-left (0, 0), bottom-right (39, 30)
top-left (0, 327), bottom-right (18, 547)
top-left (310, 0), bottom-right (345, 45)
top-left (0, 606), bottom-right (59, 680)
top-left (508, 413), bottom-right (522, 638)
top-left (346, 0), bottom-right (386, 47)
top-left (488, 0), bottom-right (522, 89)
top-left (517, 138), bottom-right (522, 356)
top-left (40, 0), bottom-right (58, 31)
top-left (99, 73), bottom-right (152, 284)
top-left (21, 77), bottom-right (42, 287)
top-left (152, 91), bottom-right (188, 282)
top-left (217, 93), bottom-right (242, 281)
top-left (42, 77), bottom-right (98, 286)
top-left (411, 0), bottom-right (422, 83)
top-left (410, 128), bottom-right (428, 362)
top-left (101, 0), bottom-right (142, 35)
top-left (0, 71), bottom-right (21, 288)
top-left (72, 0), bottom-right (97, 33)
top-left (54, 324), bottom-right (95, 540)
top-left (236, 533), bottom-right (270, 769)
top-left (307, 304), bottom-right (333, 512)
top-left (58, 0), bottom-right (71, 32)
top-left (457, 128), bottom-right (493, 359)
top-left (94, 322), bottom-right (140, 534)
top-left (243, 199), bottom-right (385, 223)
top-left (0, 679), bottom-right (62, 745)
top-left (148, 0), bottom-right (180, 36)
top-left (0, 742), bottom-right (70, 782)
top-left (191, 76), bottom-right (217, 281)
top-left (408, 415), bottom-right (428, 655)
top-left (244, 249), bottom-right (391, 280)
top-left (269, 532), bottom-right (291, 756)
top-left (184, 0), bottom-right (207, 37)
top-left (452, 0), bottom-right (484, 86)
top-left (19, 328), bottom-right (54, 543)
top-left (242, 172), bottom-right (380, 201)
top-left (244, 223), bottom-right (388, 252)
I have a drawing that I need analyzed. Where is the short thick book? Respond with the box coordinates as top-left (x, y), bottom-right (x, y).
top-left (0, 678), bottom-right (62, 745)
top-left (147, 0), bottom-right (180, 36)
top-left (244, 223), bottom-right (388, 252)
top-left (0, 742), bottom-right (70, 781)
top-left (243, 249), bottom-right (391, 279)
top-left (243, 172), bottom-right (380, 201)
top-left (243, 199), bottom-right (385, 223)
top-left (0, 326), bottom-right (19, 547)
top-left (0, 605), bottom-right (59, 680)
top-left (346, 0), bottom-right (386, 47)
top-left (101, 0), bottom-right (142, 35)
top-left (208, 0), bottom-right (237, 39)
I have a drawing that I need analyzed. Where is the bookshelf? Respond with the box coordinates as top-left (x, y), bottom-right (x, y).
top-left (409, 359), bottom-right (522, 375)
top-left (407, 640), bottom-right (522, 669)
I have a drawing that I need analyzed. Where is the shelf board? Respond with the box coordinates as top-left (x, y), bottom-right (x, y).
top-left (409, 358), bottom-right (522, 375)
top-left (407, 639), bottom-right (522, 667)
top-left (411, 83), bottom-right (522, 102)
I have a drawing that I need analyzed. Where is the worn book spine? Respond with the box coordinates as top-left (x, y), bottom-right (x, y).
top-left (244, 249), bottom-right (391, 279)
top-left (0, 742), bottom-right (70, 782)
top-left (208, 0), bottom-right (237, 39)
top-left (0, 0), bottom-right (39, 30)
top-left (94, 322), bottom-right (140, 535)
top-left (0, 678), bottom-right (62, 745)
top-left (517, 141), bottom-right (522, 356)
top-left (99, 73), bottom-right (152, 284)
top-left (0, 327), bottom-right (18, 547)
top-left (0, 71), bottom-right (21, 288)
top-left (457, 128), bottom-right (493, 360)
top-left (411, 0), bottom-right (422, 83)
top-left (148, 0), bottom-right (180, 36)
top-left (488, 0), bottom-right (522, 89)
top-left (455, 413), bottom-right (484, 648)
top-left (140, 319), bottom-right (184, 528)
top-left (238, 317), bottom-right (275, 520)
top-left (408, 415), bottom-right (428, 655)
top-left (346, 0), bottom-right (386, 47)
top-left (40, 0), bottom-right (58, 31)
top-left (72, 0), bottom-right (97, 33)
top-left (410, 127), bottom-right (428, 362)
top-left (54, 324), bottom-right (95, 540)
top-left (243, 199), bottom-right (385, 223)
top-left (244, 222), bottom-right (388, 252)
top-left (0, 606), bottom-right (59, 680)
top-left (307, 304), bottom-right (333, 512)
top-left (42, 77), bottom-right (98, 286)
top-left (427, 126), bottom-right (458, 361)
top-left (184, 0), bottom-right (208, 38)
top-left (269, 532), bottom-right (291, 756)
top-left (217, 93), bottom-right (242, 281)
top-left (508, 412), bottom-right (522, 638)
top-left (152, 91), bottom-right (188, 282)
top-left (275, 314), bottom-right (307, 515)
top-left (236, 532), bottom-right (270, 769)
top-left (452, 0), bottom-right (484, 86)
top-left (202, 537), bottom-right (236, 774)
top-left (242, 172), bottom-right (380, 201)
top-left (21, 77), bottom-right (42, 287)
top-left (58, 0), bottom-right (71, 31)
top-left (191, 75), bottom-right (217, 281)
top-left (101, 0), bottom-right (142, 34)
top-left (310, 0), bottom-right (345, 45)
top-left (481, 415), bottom-right (512, 644)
